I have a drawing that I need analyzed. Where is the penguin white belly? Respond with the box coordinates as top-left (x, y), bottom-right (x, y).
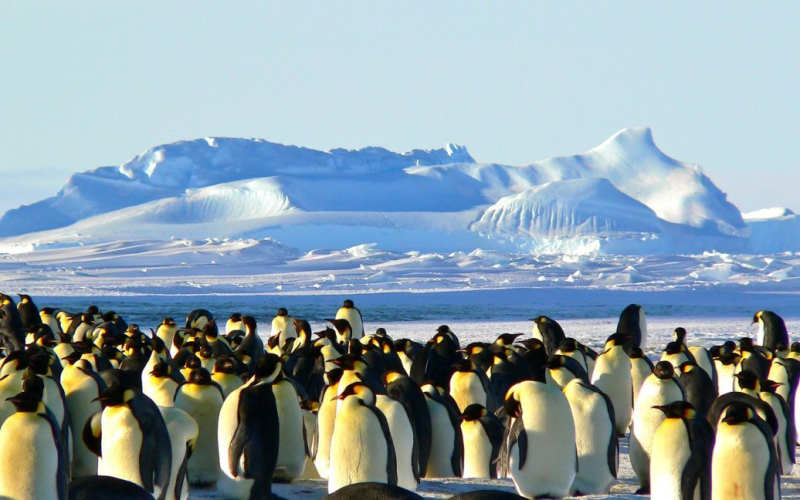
top-left (62, 369), bottom-right (102, 478)
top-left (273, 380), bottom-right (307, 482)
top-left (546, 367), bottom-right (576, 389)
top-left (630, 380), bottom-right (684, 488)
top-left (328, 404), bottom-right (389, 493)
top-left (761, 393), bottom-right (792, 475)
top-left (461, 420), bottom-right (492, 479)
top-left (377, 395), bottom-right (417, 490)
top-left (398, 352), bottom-right (413, 377)
top-left (216, 384), bottom-right (257, 498)
top-left (0, 413), bottom-right (59, 500)
top-left (650, 418), bottom-right (692, 500)
top-left (424, 399), bottom-right (456, 478)
top-left (591, 351), bottom-right (632, 435)
top-left (757, 321), bottom-right (766, 346)
top-left (175, 387), bottom-right (223, 484)
top-left (511, 411), bottom-right (576, 498)
top-left (716, 362), bottom-right (736, 396)
top-left (689, 347), bottom-right (715, 381)
top-left (298, 410), bottom-right (321, 480)
top-left (314, 387), bottom-right (338, 480)
top-left (712, 423), bottom-right (774, 500)
top-left (212, 373), bottom-right (244, 399)
top-left (631, 359), bottom-right (652, 408)
top-left (272, 317), bottom-right (297, 345)
top-left (101, 406), bottom-right (148, 490)
top-left (638, 308), bottom-right (648, 349)
top-left (159, 406), bottom-right (199, 500)
top-left (450, 372), bottom-right (486, 412)
top-left (144, 377), bottom-right (179, 407)
top-left (768, 360), bottom-right (792, 403)
top-left (531, 324), bottom-right (544, 343)
top-left (564, 381), bottom-right (616, 494)
top-left (336, 308), bottom-right (363, 339)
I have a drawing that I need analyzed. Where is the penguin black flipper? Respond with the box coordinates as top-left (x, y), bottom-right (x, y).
top-left (682, 416), bottom-right (715, 500)
top-left (359, 399), bottom-right (398, 486)
top-left (582, 382), bottom-right (618, 478)
top-left (502, 416), bottom-right (527, 472)
top-left (229, 382), bottom-right (279, 490)
top-left (174, 441), bottom-right (192, 500)
top-left (129, 394), bottom-right (172, 498)
top-left (750, 414), bottom-right (781, 500)
top-left (38, 411), bottom-right (68, 500)
top-left (480, 415), bottom-right (505, 479)
top-left (82, 411), bottom-right (103, 457)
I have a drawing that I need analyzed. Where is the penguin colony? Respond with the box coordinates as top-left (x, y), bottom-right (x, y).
top-left (0, 293), bottom-right (795, 499)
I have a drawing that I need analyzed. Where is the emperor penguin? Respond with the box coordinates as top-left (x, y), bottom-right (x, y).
top-left (630, 361), bottom-right (686, 493)
top-left (217, 354), bottom-right (282, 500)
top-left (16, 294), bottom-right (41, 328)
top-left (185, 309), bottom-right (212, 330)
top-left (530, 315), bottom-right (566, 356)
top-left (328, 382), bottom-right (397, 493)
top-left (326, 319), bottom-right (353, 346)
top-left (89, 383), bottom-right (172, 499)
top-left (384, 371), bottom-right (432, 480)
top-left (376, 392), bottom-right (420, 491)
top-left (712, 402), bottom-right (780, 500)
top-left (617, 303), bottom-right (648, 352)
top-left (155, 318), bottom-right (179, 350)
top-left (336, 299), bottom-right (364, 339)
top-left (61, 358), bottom-right (106, 479)
top-left (545, 354), bottom-right (589, 389)
top-left (677, 361), bottom-right (717, 418)
top-left (313, 369), bottom-right (343, 480)
top-left (590, 333), bottom-right (633, 435)
top-left (500, 380), bottom-right (577, 499)
top-left (449, 358), bottom-right (492, 413)
top-left (563, 378), bottom-right (618, 495)
top-left (650, 401), bottom-right (714, 500)
top-left (40, 307), bottom-right (63, 336)
top-left (420, 382), bottom-right (462, 478)
top-left (759, 379), bottom-right (796, 475)
top-left (233, 315), bottom-right (264, 373)
top-left (225, 313), bottom-right (244, 336)
top-left (211, 356), bottom-right (244, 398)
top-left (173, 368), bottom-right (224, 486)
top-left (674, 328), bottom-right (718, 385)
top-left (660, 341), bottom-right (695, 370)
top-left (27, 354), bottom-right (71, 460)
top-left (714, 349), bottom-right (740, 396)
top-left (272, 371), bottom-right (308, 482)
top-left (459, 403), bottom-right (504, 479)
top-left (753, 310), bottom-right (790, 351)
top-left (555, 337), bottom-right (592, 377)
top-left (394, 339), bottom-right (423, 376)
top-left (630, 347), bottom-right (654, 407)
top-left (271, 308), bottom-right (298, 345)
top-left (0, 389), bottom-right (67, 500)
top-left (144, 361), bottom-right (181, 407)
top-left (158, 405), bottom-right (199, 500)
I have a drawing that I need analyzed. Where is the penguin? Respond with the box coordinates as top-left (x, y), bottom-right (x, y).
top-left (530, 315), bottom-right (566, 356)
top-left (16, 294), bottom-right (41, 328)
top-left (759, 379), bottom-right (796, 475)
top-left (144, 361), bottom-right (181, 407)
top-left (617, 303), bottom-right (647, 352)
top-left (0, 388), bottom-right (67, 499)
top-left (376, 392), bottom-right (420, 491)
top-left (714, 350), bottom-right (740, 396)
top-left (142, 334), bottom-right (184, 389)
top-left (499, 380), bottom-right (577, 499)
top-left (630, 347), bottom-right (654, 407)
top-left (544, 354), bottom-right (589, 389)
top-left (173, 368), bottom-right (224, 486)
top-left (272, 372), bottom-right (308, 483)
top-left (313, 370), bottom-right (343, 480)
top-left (328, 382), bottom-right (397, 493)
top-left (678, 361), bottom-right (718, 419)
top-left (590, 333), bottom-right (633, 435)
top-left (555, 337), bottom-right (591, 377)
top-left (298, 401), bottom-right (320, 480)
top-left (410, 332), bottom-right (459, 391)
top-left (563, 378), bottom-right (618, 495)
top-left (67, 476), bottom-right (153, 500)
top-left (40, 307), bottom-right (63, 336)
top-left (203, 325), bottom-right (234, 359)
top-left (217, 354), bottom-right (282, 500)
top-left (61, 358), bottom-right (106, 479)
top-left (155, 318), bottom-right (179, 350)
top-left (87, 384), bottom-right (172, 499)
top-left (660, 341), bottom-right (695, 369)
top-left (157, 405), bottom-right (198, 500)
top-left (674, 328), bottom-right (718, 386)
top-left (233, 316), bottom-right (264, 373)
top-left (449, 358), bottom-right (492, 413)
top-left (384, 371), bottom-right (432, 480)
top-left (650, 401), bottom-right (714, 500)
top-left (712, 402), bottom-right (780, 500)
top-left (185, 309), bottom-right (212, 330)
top-left (27, 354), bottom-right (71, 462)
top-left (753, 310), bottom-right (790, 351)
top-left (211, 356), bottom-right (245, 397)
top-left (629, 361), bottom-right (686, 493)
top-left (736, 338), bottom-right (772, 379)
top-left (420, 382), bottom-right (462, 478)
top-left (394, 339), bottom-right (422, 376)
top-left (225, 313), bottom-right (244, 336)
top-left (514, 338), bottom-right (548, 382)
top-left (459, 403), bottom-right (504, 479)
top-left (336, 299), bottom-right (365, 339)
top-left (767, 355), bottom-right (800, 413)
top-left (270, 307), bottom-right (297, 345)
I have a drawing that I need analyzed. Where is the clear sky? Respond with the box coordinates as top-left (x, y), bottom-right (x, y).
top-left (2, 2), bottom-right (798, 214)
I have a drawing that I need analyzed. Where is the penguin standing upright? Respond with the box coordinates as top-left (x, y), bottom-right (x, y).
top-left (459, 403), bottom-right (504, 479)
top-left (650, 401), bottom-right (714, 500)
top-left (272, 371), bottom-right (308, 483)
top-left (336, 299), bottom-right (364, 340)
top-left (211, 357), bottom-right (244, 398)
top-left (759, 379), bottom-right (796, 475)
top-left (217, 354), bottom-right (282, 500)
top-left (617, 304), bottom-right (647, 352)
top-left (61, 358), bottom-right (106, 478)
top-left (563, 378), bottom-right (618, 495)
top-left (384, 372), bottom-right (432, 481)
top-left (449, 358), bottom-right (491, 412)
top-left (313, 369), bottom-right (343, 480)
top-left (712, 402), bottom-right (780, 500)
top-left (678, 361), bottom-right (718, 418)
top-left (16, 294), bottom-right (41, 329)
top-left (271, 308), bottom-right (297, 345)
top-left (500, 380), bottom-right (577, 499)
top-left (629, 361), bottom-right (685, 494)
top-left (234, 315), bottom-right (264, 373)
top-left (155, 319), bottom-right (179, 351)
top-left (144, 361), bottom-right (181, 407)
top-left (629, 347), bottom-right (654, 407)
top-left (90, 384), bottom-right (172, 499)
top-left (420, 382), bottom-right (462, 478)
top-left (328, 382), bottom-right (397, 493)
top-left (376, 392), bottom-right (420, 491)
top-left (530, 316), bottom-right (566, 356)
top-left (591, 333), bottom-right (633, 435)
top-left (753, 310), bottom-right (789, 351)
top-left (158, 406), bottom-right (198, 500)
top-left (174, 368), bottom-right (224, 486)
top-left (0, 389), bottom-right (67, 500)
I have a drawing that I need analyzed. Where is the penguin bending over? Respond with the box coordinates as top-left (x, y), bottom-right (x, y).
top-left (754, 310), bottom-right (790, 351)
top-left (530, 315), bottom-right (565, 356)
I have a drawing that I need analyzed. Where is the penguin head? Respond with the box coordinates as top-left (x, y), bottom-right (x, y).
top-left (213, 356), bottom-right (237, 375)
top-left (277, 308), bottom-right (289, 317)
top-left (546, 355), bottom-right (567, 370)
top-left (17, 294), bottom-right (31, 304)
top-left (604, 333), bottom-right (631, 349)
top-left (188, 367), bottom-right (213, 385)
top-left (335, 382), bottom-right (375, 405)
top-left (628, 347), bottom-right (646, 359)
top-left (517, 338), bottom-right (545, 352)
top-left (504, 386), bottom-right (523, 418)
top-left (760, 379), bottom-right (783, 394)
top-left (184, 355), bottom-right (202, 371)
top-left (673, 327), bottom-right (687, 344)
top-left (228, 313), bottom-right (242, 322)
top-left (330, 354), bottom-right (367, 372)
top-left (653, 361), bottom-right (675, 380)
top-left (678, 361), bottom-right (698, 375)
top-left (558, 338), bottom-right (579, 353)
top-left (6, 390), bottom-right (42, 413)
top-left (494, 333), bottom-right (523, 347)
top-left (150, 334), bottom-right (167, 354)
top-left (150, 361), bottom-right (171, 378)
top-left (739, 337), bottom-right (755, 352)
top-left (26, 354), bottom-right (51, 376)
top-left (342, 300), bottom-right (355, 309)
top-left (461, 342), bottom-right (488, 356)
top-left (325, 368), bottom-right (344, 386)
top-left (420, 381), bottom-right (446, 397)
top-left (375, 328), bottom-right (387, 338)
top-left (94, 384), bottom-right (136, 407)
top-left (735, 371), bottom-right (759, 391)
top-left (162, 318), bottom-right (177, 327)
top-left (198, 345), bottom-right (213, 360)
top-left (663, 341), bottom-right (686, 356)
top-left (1, 351), bottom-right (29, 373)
top-left (460, 403), bottom-right (488, 422)
top-left (653, 401), bottom-right (697, 420)
top-left (86, 305), bottom-right (100, 317)
top-left (253, 353), bottom-right (283, 383)
top-left (452, 358), bottom-right (475, 372)
top-left (325, 319), bottom-right (352, 337)
top-left (62, 350), bottom-right (82, 366)
top-left (382, 371), bottom-right (404, 386)
top-left (751, 311), bottom-right (764, 325)
top-left (721, 403), bottom-right (755, 426)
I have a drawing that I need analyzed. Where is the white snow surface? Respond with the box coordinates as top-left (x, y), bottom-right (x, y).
top-left (4, 127), bottom-right (793, 256)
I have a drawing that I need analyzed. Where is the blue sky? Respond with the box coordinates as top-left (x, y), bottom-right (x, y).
top-left (2, 2), bottom-right (798, 213)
